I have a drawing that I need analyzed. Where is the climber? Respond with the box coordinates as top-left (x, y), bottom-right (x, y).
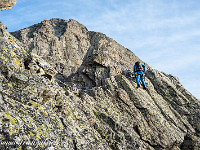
top-left (133, 61), bottom-right (147, 89)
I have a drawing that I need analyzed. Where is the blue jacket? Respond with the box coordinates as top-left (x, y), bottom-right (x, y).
top-left (133, 64), bottom-right (145, 76)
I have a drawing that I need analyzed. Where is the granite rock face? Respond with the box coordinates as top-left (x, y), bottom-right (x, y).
top-left (0, 18), bottom-right (199, 150)
top-left (11, 19), bottom-right (142, 81)
top-left (0, 0), bottom-right (17, 10)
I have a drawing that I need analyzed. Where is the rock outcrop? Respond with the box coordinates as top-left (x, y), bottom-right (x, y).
top-left (0, 0), bottom-right (17, 10)
top-left (0, 18), bottom-right (199, 150)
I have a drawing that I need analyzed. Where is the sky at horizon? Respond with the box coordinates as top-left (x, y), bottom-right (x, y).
top-left (1, 0), bottom-right (200, 99)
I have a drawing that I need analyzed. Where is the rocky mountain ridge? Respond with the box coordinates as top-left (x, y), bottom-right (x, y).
top-left (0, 17), bottom-right (199, 150)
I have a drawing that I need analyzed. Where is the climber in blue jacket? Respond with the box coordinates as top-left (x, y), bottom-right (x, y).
top-left (133, 61), bottom-right (147, 89)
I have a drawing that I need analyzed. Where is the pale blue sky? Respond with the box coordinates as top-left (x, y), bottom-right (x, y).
top-left (1, 0), bottom-right (200, 99)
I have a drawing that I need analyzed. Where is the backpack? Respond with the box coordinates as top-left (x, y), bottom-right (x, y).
top-left (135, 61), bottom-right (143, 71)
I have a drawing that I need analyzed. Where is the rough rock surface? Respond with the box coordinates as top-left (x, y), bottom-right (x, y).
top-left (0, 18), bottom-right (198, 150)
top-left (0, 0), bottom-right (17, 10)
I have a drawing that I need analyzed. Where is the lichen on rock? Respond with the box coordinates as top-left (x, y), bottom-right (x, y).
top-left (0, 18), bottom-right (199, 150)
